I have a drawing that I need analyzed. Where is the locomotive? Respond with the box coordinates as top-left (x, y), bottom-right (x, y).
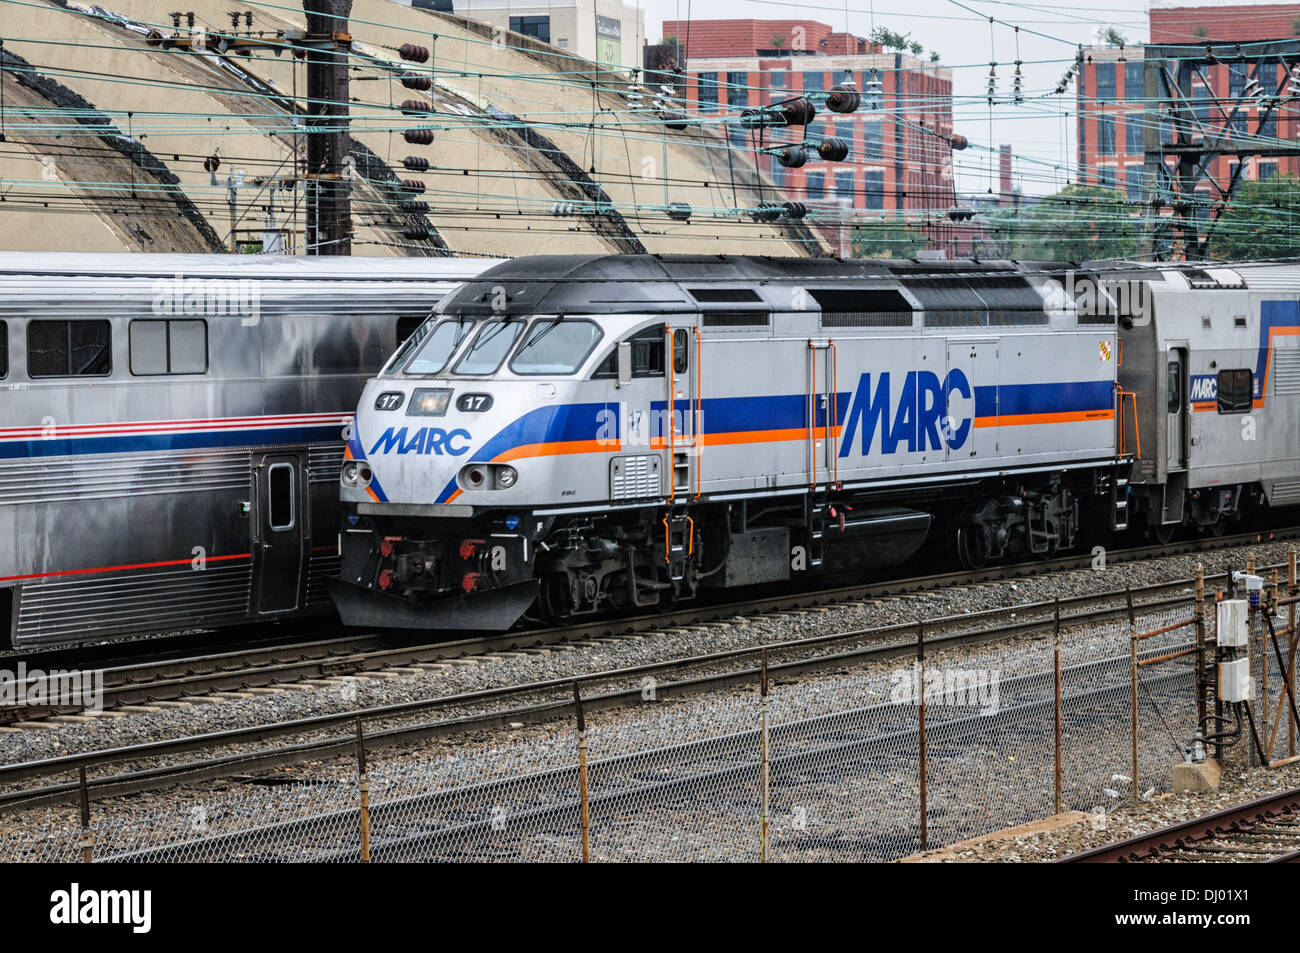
top-left (333, 255), bottom-right (1300, 630)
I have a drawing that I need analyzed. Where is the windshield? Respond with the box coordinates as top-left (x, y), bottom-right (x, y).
top-left (403, 318), bottom-right (474, 375)
top-left (510, 319), bottom-right (603, 375)
top-left (454, 319), bottom-right (525, 375)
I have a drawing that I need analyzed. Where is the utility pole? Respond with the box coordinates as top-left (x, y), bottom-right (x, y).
top-left (303, 0), bottom-right (353, 255)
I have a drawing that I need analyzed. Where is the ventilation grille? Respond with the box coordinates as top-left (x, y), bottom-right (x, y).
top-left (1274, 349), bottom-right (1300, 396)
top-left (610, 454), bottom-right (661, 500)
top-left (688, 287), bottom-right (763, 303)
top-left (1271, 480), bottom-right (1300, 506)
top-left (1078, 312), bottom-right (1118, 326)
top-left (701, 311), bottom-right (770, 328)
top-left (820, 312), bottom-right (913, 328)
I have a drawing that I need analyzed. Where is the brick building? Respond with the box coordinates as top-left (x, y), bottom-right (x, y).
top-left (1077, 4), bottom-right (1300, 202)
top-left (661, 18), bottom-right (958, 215)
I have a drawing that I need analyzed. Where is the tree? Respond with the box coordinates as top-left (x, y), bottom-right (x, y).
top-left (852, 219), bottom-right (928, 258)
top-left (1210, 175), bottom-right (1300, 260)
top-left (930, 51), bottom-right (941, 63)
top-left (770, 33), bottom-right (787, 52)
top-left (869, 26), bottom-right (911, 52)
top-left (987, 184), bottom-right (1140, 261)
top-left (1097, 26), bottom-right (1127, 46)
top-left (909, 41), bottom-right (924, 56)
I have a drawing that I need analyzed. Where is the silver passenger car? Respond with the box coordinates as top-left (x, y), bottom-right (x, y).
top-left (0, 253), bottom-right (495, 647)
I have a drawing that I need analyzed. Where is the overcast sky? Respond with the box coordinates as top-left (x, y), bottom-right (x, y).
top-left (639, 0), bottom-right (1161, 196)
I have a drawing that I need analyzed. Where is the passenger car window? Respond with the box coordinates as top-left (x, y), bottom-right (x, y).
top-left (129, 319), bottom-right (208, 375)
top-left (510, 319), bottom-right (603, 375)
top-left (28, 320), bottom-right (111, 377)
top-left (1166, 362), bottom-right (1180, 413)
top-left (404, 319), bottom-right (473, 375)
top-left (0, 321), bottom-right (7, 379)
top-left (455, 320), bottom-right (524, 375)
top-left (1216, 369), bottom-right (1253, 413)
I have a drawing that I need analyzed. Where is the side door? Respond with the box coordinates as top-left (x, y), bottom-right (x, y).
top-left (253, 452), bottom-right (305, 614)
top-left (662, 322), bottom-right (700, 500)
top-left (806, 341), bottom-right (839, 488)
top-left (1166, 345), bottom-right (1189, 471)
top-left (944, 339), bottom-right (996, 460)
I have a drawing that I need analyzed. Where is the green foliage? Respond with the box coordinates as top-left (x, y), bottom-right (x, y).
top-left (909, 41), bottom-right (924, 56)
top-left (930, 51), bottom-right (941, 63)
top-left (1210, 175), bottom-right (1300, 260)
top-left (981, 184), bottom-right (1140, 262)
top-left (869, 26), bottom-right (912, 52)
top-left (1097, 26), bottom-right (1127, 46)
top-left (851, 219), bottom-right (928, 258)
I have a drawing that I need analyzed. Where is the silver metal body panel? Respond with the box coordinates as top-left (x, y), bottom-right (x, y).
top-left (0, 253), bottom-right (497, 645)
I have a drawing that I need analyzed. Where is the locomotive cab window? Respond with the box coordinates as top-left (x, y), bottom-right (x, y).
top-left (454, 319), bottom-right (525, 375)
top-left (510, 319), bottom-right (603, 375)
top-left (1217, 369), bottom-right (1253, 414)
top-left (27, 320), bottom-right (111, 377)
top-left (594, 326), bottom-right (665, 378)
top-left (129, 319), bottom-right (208, 375)
top-left (402, 318), bottom-right (472, 375)
top-left (1167, 362), bottom-right (1181, 413)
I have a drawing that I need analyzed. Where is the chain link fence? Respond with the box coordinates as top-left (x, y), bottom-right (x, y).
top-left (2, 578), bottom-right (1296, 863)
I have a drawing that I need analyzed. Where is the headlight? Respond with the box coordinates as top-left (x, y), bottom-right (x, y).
top-left (495, 466), bottom-right (517, 489)
top-left (341, 462), bottom-right (373, 488)
top-left (459, 464), bottom-right (518, 491)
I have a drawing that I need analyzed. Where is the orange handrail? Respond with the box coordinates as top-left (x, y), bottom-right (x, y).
top-left (693, 325), bottom-right (702, 500)
top-left (808, 339), bottom-right (817, 493)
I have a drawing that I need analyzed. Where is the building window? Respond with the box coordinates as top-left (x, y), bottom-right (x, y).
top-left (1095, 63), bottom-right (1116, 100)
top-left (802, 71), bottom-right (825, 92)
top-left (697, 72), bottom-right (719, 111)
top-left (863, 121), bottom-right (883, 159)
top-left (1217, 369), bottom-right (1253, 414)
top-left (835, 169), bottom-right (855, 201)
top-left (1098, 166), bottom-right (1116, 189)
top-left (1125, 61), bottom-right (1144, 101)
top-left (864, 169), bottom-right (884, 210)
top-left (766, 71), bottom-right (787, 105)
top-left (805, 172), bottom-right (825, 200)
top-left (1125, 165), bottom-right (1143, 201)
top-left (1098, 114), bottom-right (1115, 155)
top-left (509, 15), bottom-right (550, 42)
top-left (27, 320), bottom-right (111, 377)
top-left (1193, 85), bottom-right (1210, 122)
top-left (1125, 116), bottom-right (1143, 154)
top-left (1260, 162), bottom-right (1278, 180)
top-left (726, 72), bottom-right (748, 107)
top-left (129, 319), bottom-right (208, 375)
top-left (1260, 112), bottom-right (1277, 140)
top-left (1228, 65), bottom-right (1246, 99)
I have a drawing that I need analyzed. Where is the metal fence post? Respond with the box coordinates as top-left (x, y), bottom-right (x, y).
top-left (78, 766), bottom-right (92, 864)
top-left (1127, 586), bottom-right (1138, 805)
top-left (1290, 549), bottom-right (1297, 759)
top-left (1195, 563), bottom-right (1206, 745)
top-left (918, 621), bottom-right (927, 852)
top-left (573, 682), bottom-right (590, 863)
top-left (355, 716), bottom-right (370, 864)
top-left (760, 647), bottom-right (769, 864)
top-left (1053, 597), bottom-right (1062, 816)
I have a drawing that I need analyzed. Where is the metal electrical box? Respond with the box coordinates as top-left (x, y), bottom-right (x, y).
top-left (1218, 658), bottom-right (1253, 702)
top-left (1217, 599), bottom-right (1249, 647)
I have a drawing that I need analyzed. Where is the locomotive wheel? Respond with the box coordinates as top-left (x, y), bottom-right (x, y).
top-left (1207, 516), bottom-right (1227, 538)
top-left (954, 525), bottom-right (989, 571)
top-left (538, 573), bottom-right (574, 626)
top-left (1151, 521), bottom-right (1178, 545)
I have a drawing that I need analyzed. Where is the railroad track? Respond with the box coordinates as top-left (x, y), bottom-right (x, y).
top-left (0, 560), bottom-right (1261, 810)
top-left (3, 527), bottom-right (1293, 725)
top-left (1059, 786), bottom-right (1300, 862)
